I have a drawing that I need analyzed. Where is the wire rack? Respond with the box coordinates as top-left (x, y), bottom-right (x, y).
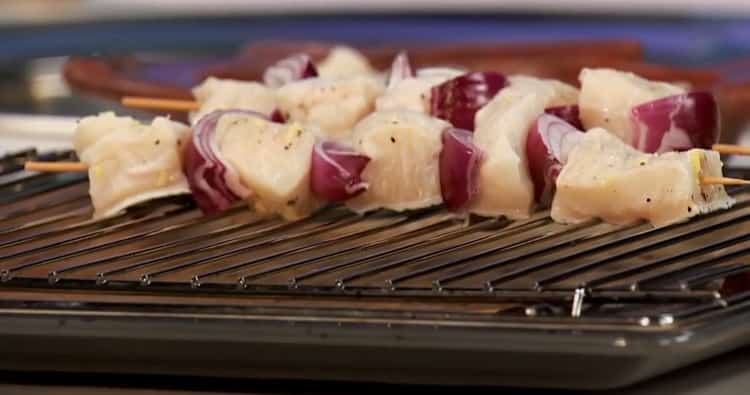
top-left (4, 149), bottom-right (750, 388)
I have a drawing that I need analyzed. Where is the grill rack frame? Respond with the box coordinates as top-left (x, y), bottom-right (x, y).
top-left (3, 149), bottom-right (750, 389)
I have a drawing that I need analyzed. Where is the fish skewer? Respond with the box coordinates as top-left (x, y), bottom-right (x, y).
top-left (121, 51), bottom-right (750, 158)
top-left (120, 100), bottom-right (750, 158)
top-left (23, 50), bottom-right (750, 226)
top-left (21, 108), bottom-right (747, 227)
top-left (25, 110), bottom-right (371, 220)
top-left (26, 158), bottom-right (750, 189)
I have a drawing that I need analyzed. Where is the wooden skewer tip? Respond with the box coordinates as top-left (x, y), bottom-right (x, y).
top-left (700, 176), bottom-right (750, 186)
top-left (712, 144), bottom-right (750, 156)
top-left (121, 96), bottom-right (200, 112)
top-left (24, 161), bottom-right (88, 173)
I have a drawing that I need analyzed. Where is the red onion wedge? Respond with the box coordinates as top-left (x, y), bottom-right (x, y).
top-left (386, 51), bottom-right (414, 89)
top-left (184, 110), bottom-right (262, 214)
top-left (269, 109), bottom-right (286, 123)
top-left (545, 105), bottom-right (583, 130)
top-left (311, 141), bottom-right (371, 202)
top-left (430, 72), bottom-right (507, 131)
top-left (526, 113), bottom-right (585, 206)
top-left (262, 53), bottom-right (319, 88)
top-left (631, 91), bottom-right (719, 153)
top-left (440, 127), bottom-right (483, 212)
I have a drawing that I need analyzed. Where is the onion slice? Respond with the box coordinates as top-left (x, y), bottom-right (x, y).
top-left (386, 51), bottom-right (414, 88)
top-left (184, 110), bottom-right (263, 214)
top-left (545, 105), bottom-right (584, 130)
top-left (430, 71), bottom-right (507, 131)
top-left (311, 141), bottom-right (371, 202)
top-left (526, 113), bottom-right (585, 206)
top-left (269, 109), bottom-right (286, 123)
top-left (263, 53), bottom-right (319, 88)
top-left (631, 91), bottom-right (719, 153)
top-left (439, 127), bottom-right (483, 212)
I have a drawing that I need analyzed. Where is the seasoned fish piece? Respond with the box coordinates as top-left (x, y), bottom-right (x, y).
top-left (214, 113), bottom-right (322, 220)
top-left (376, 68), bottom-right (465, 113)
top-left (471, 76), bottom-right (578, 219)
top-left (74, 112), bottom-right (191, 219)
top-left (346, 110), bottom-right (450, 213)
top-left (189, 77), bottom-right (277, 124)
top-left (552, 128), bottom-right (734, 227)
top-left (317, 46), bottom-right (375, 79)
top-left (506, 76), bottom-right (579, 108)
top-left (376, 78), bottom-right (435, 113)
top-left (578, 68), bottom-right (686, 144)
top-left (276, 75), bottom-right (384, 138)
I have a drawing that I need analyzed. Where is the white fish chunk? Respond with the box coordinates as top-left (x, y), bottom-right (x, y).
top-left (346, 110), bottom-right (450, 213)
top-left (471, 75), bottom-right (578, 219)
top-left (552, 128), bottom-right (734, 227)
top-left (376, 68), bottom-right (464, 113)
top-left (74, 112), bottom-right (191, 219)
top-left (276, 75), bottom-right (384, 138)
top-left (415, 67), bottom-right (466, 81)
top-left (189, 77), bottom-right (277, 124)
top-left (215, 114), bottom-right (322, 220)
top-left (317, 46), bottom-right (375, 79)
top-left (578, 68), bottom-right (686, 144)
top-left (376, 78), bottom-right (435, 113)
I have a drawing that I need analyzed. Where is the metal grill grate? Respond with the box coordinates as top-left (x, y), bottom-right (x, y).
top-left (3, 149), bottom-right (750, 327)
top-left (7, 148), bottom-right (750, 389)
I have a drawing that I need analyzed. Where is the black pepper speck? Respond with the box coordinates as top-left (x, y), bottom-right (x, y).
top-left (154, 139), bottom-right (160, 145)
top-left (390, 137), bottom-right (396, 143)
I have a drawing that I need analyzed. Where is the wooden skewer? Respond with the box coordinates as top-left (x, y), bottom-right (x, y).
top-left (700, 176), bottom-right (750, 186)
top-left (711, 144), bottom-right (750, 156)
top-left (121, 96), bottom-right (199, 112)
top-left (25, 161), bottom-right (88, 172)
